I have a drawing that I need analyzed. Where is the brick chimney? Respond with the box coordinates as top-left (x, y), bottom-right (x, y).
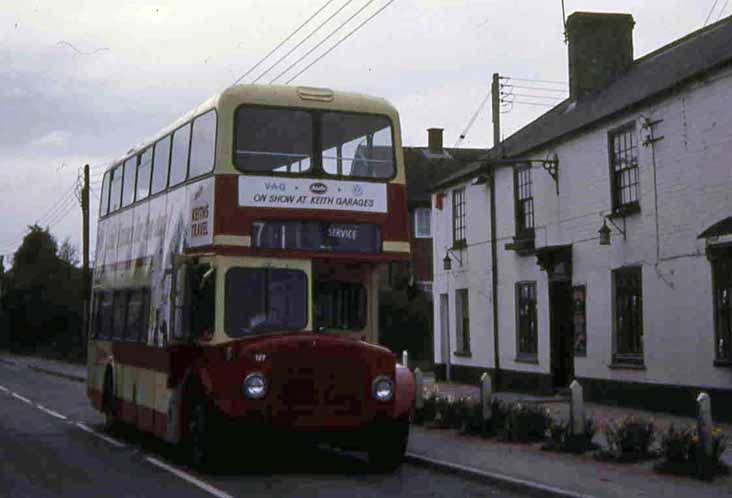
top-left (427, 128), bottom-right (444, 153)
top-left (566, 12), bottom-right (635, 99)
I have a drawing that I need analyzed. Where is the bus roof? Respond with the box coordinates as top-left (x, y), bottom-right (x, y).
top-left (103, 85), bottom-right (399, 175)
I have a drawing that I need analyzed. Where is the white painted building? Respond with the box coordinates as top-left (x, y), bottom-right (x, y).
top-left (431, 12), bottom-right (732, 420)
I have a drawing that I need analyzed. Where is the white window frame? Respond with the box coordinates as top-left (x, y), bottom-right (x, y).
top-left (414, 207), bottom-right (431, 238)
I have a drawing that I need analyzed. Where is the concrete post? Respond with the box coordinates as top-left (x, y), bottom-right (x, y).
top-left (697, 392), bottom-right (714, 456)
top-left (480, 372), bottom-right (493, 422)
top-left (414, 368), bottom-right (424, 410)
top-left (569, 380), bottom-right (585, 436)
top-left (402, 350), bottom-right (409, 370)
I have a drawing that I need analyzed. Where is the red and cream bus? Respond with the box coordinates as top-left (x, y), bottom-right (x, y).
top-left (87, 84), bottom-right (415, 470)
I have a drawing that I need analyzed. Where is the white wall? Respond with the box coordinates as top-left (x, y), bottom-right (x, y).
top-left (431, 181), bottom-right (495, 370)
top-left (432, 65), bottom-right (732, 391)
top-left (495, 65), bottom-right (732, 389)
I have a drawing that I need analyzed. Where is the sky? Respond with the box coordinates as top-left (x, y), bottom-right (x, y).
top-left (0, 0), bottom-right (725, 266)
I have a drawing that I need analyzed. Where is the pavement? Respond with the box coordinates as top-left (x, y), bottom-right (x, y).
top-left (4, 352), bottom-right (732, 498)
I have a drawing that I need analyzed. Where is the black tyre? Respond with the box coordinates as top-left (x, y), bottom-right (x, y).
top-left (367, 419), bottom-right (409, 472)
top-left (185, 394), bottom-right (219, 471)
top-left (102, 371), bottom-right (120, 432)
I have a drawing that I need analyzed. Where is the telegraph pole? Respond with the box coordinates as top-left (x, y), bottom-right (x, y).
top-left (82, 164), bottom-right (90, 298)
top-left (490, 72), bottom-right (502, 390)
top-left (81, 164), bottom-right (90, 340)
top-left (491, 72), bottom-right (501, 152)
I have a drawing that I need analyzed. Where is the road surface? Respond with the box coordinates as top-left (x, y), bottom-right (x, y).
top-left (0, 357), bottom-right (530, 498)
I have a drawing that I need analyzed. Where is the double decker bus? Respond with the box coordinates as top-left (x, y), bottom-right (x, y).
top-left (87, 84), bottom-right (415, 470)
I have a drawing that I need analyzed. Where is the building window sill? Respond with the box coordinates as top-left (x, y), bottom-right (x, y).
top-left (454, 350), bottom-right (472, 358)
top-left (713, 359), bottom-right (732, 368)
top-left (609, 202), bottom-right (640, 218)
top-left (608, 361), bottom-right (646, 370)
top-left (515, 355), bottom-right (539, 364)
top-left (505, 235), bottom-right (535, 256)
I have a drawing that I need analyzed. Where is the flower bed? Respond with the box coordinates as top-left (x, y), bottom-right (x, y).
top-left (594, 415), bottom-right (657, 462)
top-left (542, 418), bottom-right (597, 454)
top-left (654, 424), bottom-right (730, 479)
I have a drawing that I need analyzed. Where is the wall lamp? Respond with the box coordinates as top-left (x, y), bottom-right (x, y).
top-left (598, 215), bottom-right (627, 245)
top-left (443, 248), bottom-right (464, 271)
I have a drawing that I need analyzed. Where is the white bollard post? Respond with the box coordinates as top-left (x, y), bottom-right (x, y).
top-left (697, 392), bottom-right (714, 459)
top-left (402, 350), bottom-right (409, 370)
top-left (414, 368), bottom-right (424, 410)
top-left (569, 380), bottom-right (585, 436)
top-left (480, 372), bottom-right (493, 422)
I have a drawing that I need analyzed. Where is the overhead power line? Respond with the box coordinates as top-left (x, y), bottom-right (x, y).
top-left (454, 88), bottom-right (492, 147)
top-left (33, 183), bottom-right (76, 226)
top-left (253, 0), bottom-right (359, 84)
top-left (717, 0), bottom-right (730, 21)
top-left (43, 196), bottom-right (78, 228)
top-left (501, 76), bottom-right (567, 86)
top-left (500, 84), bottom-right (568, 93)
top-left (284, 0), bottom-right (397, 85)
top-left (502, 93), bottom-right (562, 101)
top-left (705, 0), bottom-right (721, 25)
top-left (271, 0), bottom-right (381, 84)
top-left (233, 0), bottom-right (338, 86)
top-left (506, 100), bottom-right (556, 107)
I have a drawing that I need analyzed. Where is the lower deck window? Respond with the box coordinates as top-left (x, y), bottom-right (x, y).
top-left (316, 282), bottom-right (367, 331)
top-left (225, 267), bottom-right (307, 336)
top-left (613, 266), bottom-right (643, 364)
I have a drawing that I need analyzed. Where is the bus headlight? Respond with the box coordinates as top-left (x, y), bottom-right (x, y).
top-left (372, 376), bottom-right (394, 402)
top-left (243, 372), bottom-right (267, 399)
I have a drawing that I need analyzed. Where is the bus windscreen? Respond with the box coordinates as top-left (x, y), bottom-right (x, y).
top-left (225, 267), bottom-right (308, 337)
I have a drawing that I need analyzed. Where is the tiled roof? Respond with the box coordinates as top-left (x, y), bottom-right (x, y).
top-left (403, 147), bottom-right (484, 205)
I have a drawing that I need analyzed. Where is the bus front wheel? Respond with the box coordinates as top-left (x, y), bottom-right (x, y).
top-left (102, 371), bottom-right (120, 432)
top-left (185, 394), bottom-right (219, 470)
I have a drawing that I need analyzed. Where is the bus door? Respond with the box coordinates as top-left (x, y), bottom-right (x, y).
top-left (170, 258), bottom-right (216, 342)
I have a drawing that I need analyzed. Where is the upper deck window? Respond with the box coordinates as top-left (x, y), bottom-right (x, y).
top-left (235, 107), bottom-right (313, 174)
top-left (189, 110), bottom-right (217, 179)
top-left (151, 135), bottom-right (171, 195)
top-left (136, 148), bottom-right (152, 201)
top-left (109, 165), bottom-right (123, 212)
top-left (321, 112), bottom-right (394, 179)
top-left (122, 157), bottom-right (136, 208)
top-left (169, 123), bottom-right (191, 188)
top-left (100, 171), bottom-right (111, 216)
top-left (234, 106), bottom-right (395, 180)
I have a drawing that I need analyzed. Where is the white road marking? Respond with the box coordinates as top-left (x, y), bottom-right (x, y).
top-left (36, 404), bottom-right (68, 421)
top-left (145, 456), bottom-right (237, 498)
top-left (75, 422), bottom-right (126, 448)
top-left (0, 385), bottom-right (8, 393)
top-left (11, 392), bottom-right (31, 404)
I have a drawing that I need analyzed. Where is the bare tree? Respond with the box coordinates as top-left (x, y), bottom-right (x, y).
top-left (58, 237), bottom-right (80, 267)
